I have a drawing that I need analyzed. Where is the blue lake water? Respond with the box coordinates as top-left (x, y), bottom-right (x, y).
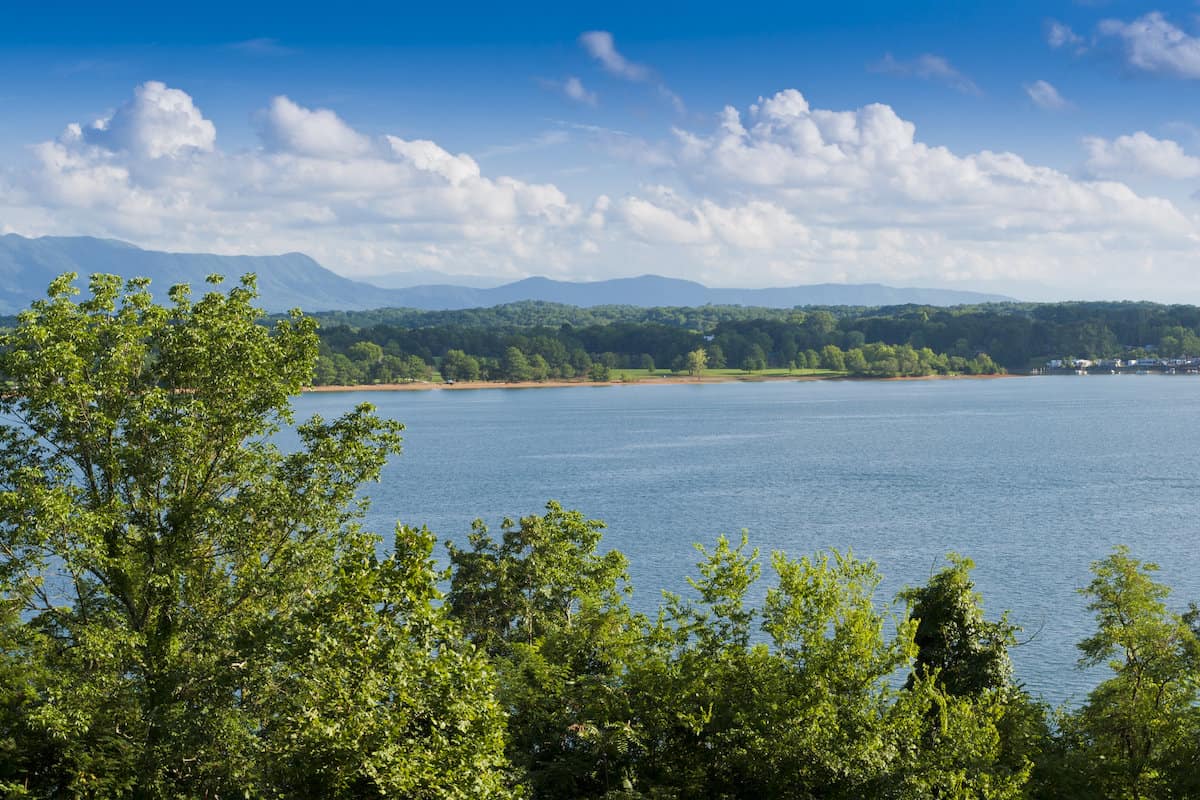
top-left (292, 377), bottom-right (1200, 705)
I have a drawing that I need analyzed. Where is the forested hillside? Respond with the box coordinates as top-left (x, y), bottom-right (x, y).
top-left (305, 300), bottom-right (1200, 384)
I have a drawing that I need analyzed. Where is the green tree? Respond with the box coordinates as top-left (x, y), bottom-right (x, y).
top-left (570, 348), bottom-right (592, 373)
top-left (0, 274), bottom-right (511, 798)
top-left (898, 556), bottom-right (1047, 794)
top-left (805, 310), bottom-right (838, 342)
top-left (742, 344), bottom-right (768, 372)
top-left (588, 362), bottom-right (611, 382)
top-left (446, 504), bottom-right (639, 797)
top-left (404, 353), bottom-right (433, 381)
top-left (529, 353), bottom-right (551, 382)
top-left (845, 347), bottom-right (868, 374)
top-left (502, 346), bottom-right (533, 382)
top-left (707, 342), bottom-right (727, 369)
top-left (347, 339), bottom-right (384, 364)
top-left (686, 347), bottom-right (707, 377)
top-left (820, 344), bottom-right (846, 371)
top-left (899, 554), bottom-right (1016, 697)
top-left (312, 354), bottom-right (339, 385)
top-left (1050, 548), bottom-right (1200, 800)
top-left (441, 348), bottom-right (481, 381)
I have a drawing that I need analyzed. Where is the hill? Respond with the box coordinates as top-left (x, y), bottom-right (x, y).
top-left (0, 234), bottom-right (1014, 313)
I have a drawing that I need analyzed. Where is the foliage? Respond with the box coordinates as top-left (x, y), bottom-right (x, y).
top-left (307, 310), bottom-right (1008, 386)
top-left (0, 273), bottom-right (510, 798)
top-left (446, 503), bottom-right (641, 797)
top-left (900, 554), bottom-right (1016, 696)
top-left (441, 348), bottom-right (481, 381)
top-left (1042, 548), bottom-right (1200, 800)
top-left (293, 296), bottom-right (1200, 385)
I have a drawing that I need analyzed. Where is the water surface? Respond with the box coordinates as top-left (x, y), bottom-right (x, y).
top-left (293, 377), bottom-right (1200, 704)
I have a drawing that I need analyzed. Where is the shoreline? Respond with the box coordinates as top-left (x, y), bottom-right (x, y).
top-left (301, 372), bottom-right (1024, 393)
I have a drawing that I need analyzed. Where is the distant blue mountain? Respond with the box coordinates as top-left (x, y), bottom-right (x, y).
top-left (0, 234), bottom-right (1014, 314)
top-left (0, 234), bottom-right (381, 314)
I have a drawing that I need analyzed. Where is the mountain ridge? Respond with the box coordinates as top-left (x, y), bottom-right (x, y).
top-left (0, 234), bottom-right (1016, 313)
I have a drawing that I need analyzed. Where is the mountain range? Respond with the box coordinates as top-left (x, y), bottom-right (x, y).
top-left (0, 234), bottom-right (1015, 314)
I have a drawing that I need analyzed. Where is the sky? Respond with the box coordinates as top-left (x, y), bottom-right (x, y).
top-left (3, 1), bottom-right (1200, 300)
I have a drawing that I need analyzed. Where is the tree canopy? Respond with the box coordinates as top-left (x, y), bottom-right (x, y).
top-left (0, 273), bottom-right (511, 798)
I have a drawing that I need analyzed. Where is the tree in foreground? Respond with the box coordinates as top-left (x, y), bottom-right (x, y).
top-left (0, 274), bottom-right (511, 798)
top-left (446, 503), bottom-right (642, 798)
top-left (634, 541), bottom-right (1031, 799)
top-left (896, 555), bottom-right (1046, 797)
top-left (1044, 548), bottom-right (1200, 800)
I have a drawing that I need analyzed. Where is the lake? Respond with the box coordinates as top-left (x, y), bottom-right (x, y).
top-left (292, 376), bottom-right (1200, 705)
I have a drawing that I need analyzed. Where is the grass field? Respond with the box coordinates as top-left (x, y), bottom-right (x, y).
top-left (610, 367), bottom-right (841, 380)
top-left (418, 367), bottom-right (846, 385)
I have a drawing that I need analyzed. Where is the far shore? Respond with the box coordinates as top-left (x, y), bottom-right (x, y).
top-left (302, 371), bottom-right (1025, 393)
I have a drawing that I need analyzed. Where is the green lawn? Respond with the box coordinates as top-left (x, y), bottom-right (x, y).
top-left (425, 367), bottom-right (845, 384)
top-left (612, 367), bottom-right (842, 380)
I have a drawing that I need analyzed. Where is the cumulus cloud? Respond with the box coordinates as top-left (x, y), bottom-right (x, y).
top-left (12, 82), bottom-right (582, 278)
top-left (257, 96), bottom-right (372, 159)
top-left (9, 81), bottom-right (1200, 298)
top-left (1025, 80), bottom-right (1070, 110)
top-left (605, 89), bottom-right (1198, 293)
top-left (665, 90), bottom-right (1189, 234)
top-left (1096, 12), bottom-right (1200, 78)
top-left (578, 31), bottom-right (683, 112)
top-left (1084, 131), bottom-right (1200, 178)
top-left (80, 81), bottom-right (216, 159)
top-left (871, 53), bottom-right (981, 95)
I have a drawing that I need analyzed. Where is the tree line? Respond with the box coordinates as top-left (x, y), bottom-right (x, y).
top-left (1, 275), bottom-right (1197, 798)
top-left (302, 299), bottom-right (1200, 385)
top-left (312, 318), bottom-right (1002, 385)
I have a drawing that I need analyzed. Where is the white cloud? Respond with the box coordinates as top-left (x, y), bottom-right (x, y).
top-left (11, 83), bottom-right (583, 278)
top-left (1084, 131), bottom-right (1200, 178)
top-left (871, 53), bottom-right (981, 95)
top-left (82, 81), bottom-right (216, 159)
top-left (578, 31), bottom-right (684, 112)
top-left (8, 81), bottom-right (1200, 299)
top-left (618, 193), bottom-right (711, 245)
top-left (665, 90), bottom-right (1189, 237)
top-left (258, 96), bottom-right (371, 159)
top-left (1097, 12), bottom-right (1200, 78)
top-left (564, 76), bottom-right (598, 106)
top-left (1025, 80), bottom-right (1070, 110)
top-left (602, 89), bottom-right (1199, 294)
top-left (537, 76), bottom-right (599, 106)
top-left (1046, 20), bottom-right (1085, 50)
top-left (579, 31), bottom-right (650, 81)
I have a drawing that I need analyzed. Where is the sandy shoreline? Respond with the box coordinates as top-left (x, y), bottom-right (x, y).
top-left (301, 372), bottom-right (1023, 393)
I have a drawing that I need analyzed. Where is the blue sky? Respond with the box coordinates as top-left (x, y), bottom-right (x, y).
top-left (3, 0), bottom-right (1200, 299)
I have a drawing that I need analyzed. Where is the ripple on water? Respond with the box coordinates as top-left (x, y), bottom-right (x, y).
top-left (286, 377), bottom-right (1200, 706)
